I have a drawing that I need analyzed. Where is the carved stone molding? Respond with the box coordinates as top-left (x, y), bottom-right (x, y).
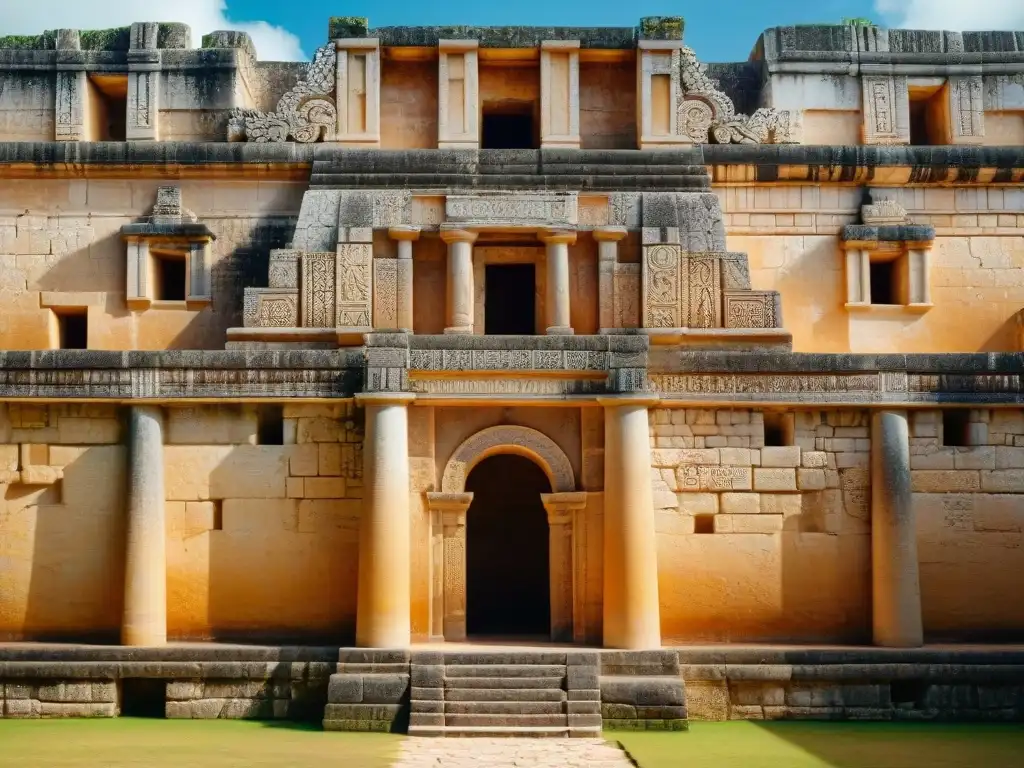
top-left (228, 43), bottom-right (338, 143)
top-left (677, 46), bottom-right (797, 144)
top-left (440, 425), bottom-right (576, 494)
top-left (445, 193), bottom-right (579, 228)
top-left (425, 491), bottom-right (473, 641)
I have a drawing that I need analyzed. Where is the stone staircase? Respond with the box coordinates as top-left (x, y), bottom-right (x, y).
top-left (408, 651), bottom-right (602, 737)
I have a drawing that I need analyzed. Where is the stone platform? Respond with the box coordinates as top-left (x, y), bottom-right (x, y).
top-left (1, 643), bottom-right (1022, 726)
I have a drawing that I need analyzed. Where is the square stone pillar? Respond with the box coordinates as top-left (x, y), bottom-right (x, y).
top-left (335, 38), bottom-right (381, 148)
top-left (861, 76), bottom-right (910, 145)
top-left (541, 492), bottom-right (588, 643)
top-left (595, 226), bottom-right (628, 331)
top-left (54, 29), bottom-right (89, 141)
top-left (540, 40), bottom-right (580, 149)
top-left (425, 492), bottom-right (473, 642)
top-left (127, 22), bottom-right (161, 141)
top-left (384, 226), bottom-right (420, 332)
top-left (637, 40), bottom-right (685, 150)
top-left (438, 40), bottom-right (480, 149)
top-left (946, 76), bottom-right (985, 145)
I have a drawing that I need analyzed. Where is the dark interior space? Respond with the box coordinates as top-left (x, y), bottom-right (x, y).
top-left (466, 453), bottom-right (551, 638)
top-left (485, 263), bottom-right (536, 335)
top-left (869, 260), bottom-right (895, 305)
top-left (481, 110), bottom-right (536, 149)
top-left (157, 256), bottom-right (187, 301)
top-left (257, 405), bottom-right (285, 445)
top-left (120, 679), bottom-right (167, 718)
top-left (763, 412), bottom-right (791, 447)
top-left (58, 311), bottom-right (88, 349)
top-left (942, 410), bottom-right (972, 447)
top-left (909, 98), bottom-right (929, 146)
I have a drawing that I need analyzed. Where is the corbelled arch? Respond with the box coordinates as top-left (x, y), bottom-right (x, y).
top-left (440, 425), bottom-right (576, 494)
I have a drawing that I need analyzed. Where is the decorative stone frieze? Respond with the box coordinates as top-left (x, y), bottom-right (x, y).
top-left (677, 46), bottom-right (798, 144)
top-left (121, 186), bottom-right (215, 310)
top-left (444, 193), bottom-right (579, 228)
top-left (228, 43), bottom-right (338, 142)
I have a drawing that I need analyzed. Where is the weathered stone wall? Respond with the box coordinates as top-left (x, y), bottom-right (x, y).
top-left (166, 403), bottom-right (364, 642)
top-left (721, 184), bottom-right (1024, 353)
top-left (381, 61), bottom-right (439, 150)
top-left (0, 402), bottom-right (126, 642)
top-left (0, 74), bottom-right (54, 142)
top-left (0, 178), bottom-right (301, 350)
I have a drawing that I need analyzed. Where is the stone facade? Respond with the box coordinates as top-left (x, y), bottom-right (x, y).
top-left (0, 15), bottom-right (1023, 731)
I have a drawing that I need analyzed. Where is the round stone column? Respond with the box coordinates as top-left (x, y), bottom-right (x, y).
top-left (871, 410), bottom-right (923, 647)
top-left (389, 226), bottom-right (420, 332)
top-left (356, 393), bottom-right (414, 648)
top-left (540, 229), bottom-right (576, 335)
top-left (441, 229), bottom-right (477, 334)
top-left (122, 405), bottom-right (167, 646)
top-left (599, 396), bottom-right (662, 649)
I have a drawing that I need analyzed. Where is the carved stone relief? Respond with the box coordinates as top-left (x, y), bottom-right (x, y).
top-left (446, 194), bottom-right (578, 227)
top-left (688, 256), bottom-right (722, 328)
top-left (300, 252), bottom-right (336, 328)
top-left (373, 259), bottom-right (399, 328)
top-left (228, 43), bottom-right (338, 143)
top-left (268, 250), bottom-right (301, 289)
top-left (336, 243), bottom-right (372, 327)
top-left (441, 425), bottom-right (576, 494)
top-left (949, 76), bottom-right (985, 141)
top-left (677, 46), bottom-right (797, 144)
top-left (613, 264), bottom-right (641, 329)
top-left (643, 244), bottom-right (684, 328)
top-left (862, 75), bottom-right (910, 145)
top-left (723, 291), bottom-right (781, 329)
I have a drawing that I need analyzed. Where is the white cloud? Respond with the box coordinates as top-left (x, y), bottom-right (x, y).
top-left (0, 0), bottom-right (305, 60)
top-left (875, 0), bottom-right (1024, 30)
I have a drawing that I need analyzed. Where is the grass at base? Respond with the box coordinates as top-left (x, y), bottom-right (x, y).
top-left (0, 718), bottom-right (404, 768)
top-left (612, 721), bottom-right (1024, 768)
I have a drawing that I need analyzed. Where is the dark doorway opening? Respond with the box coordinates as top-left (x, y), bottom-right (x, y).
top-left (466, 453), bottom-right (551, 638)
top-left (869, 259), bottom-right (895, 305)
top-left (120, 679), bottom-right (167, 718)
top-left (482, 110), bottom-right (536, 149)
top-left (156, 256), bottom-right (187, 301)
top-left (57, 311), bottom-right (88, 349)
top-left (485, 264), bottom-right (535, 335)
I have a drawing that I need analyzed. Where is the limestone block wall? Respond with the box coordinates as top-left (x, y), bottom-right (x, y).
top-left (650, 407), bottom-right (871, 643)
top-left (0, 681), bottom-right (118, 718)
top-left (0, 178), bottom-right (301, 350)
top-left (721, 184), bottom-right (1024, 353)
top-left (0, 74), bottom-right (55, 142)
top-left (165, 403), bottom-right (364, 642)
top-left (0, 403), bottom-right (126, 641)
top-left (911, 409), bottom-right (1024, 640)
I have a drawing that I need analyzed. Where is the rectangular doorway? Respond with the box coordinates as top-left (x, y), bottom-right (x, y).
top-left (485, 264), bottom-right (536, 335)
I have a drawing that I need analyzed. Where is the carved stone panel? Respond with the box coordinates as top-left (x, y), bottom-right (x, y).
top-left (55, 72), bottom-right (86, 141)
top-left (373, 258), bottom-right (399, 329)
top-left (243, 288), bottom-right (299, 328)
top-left (687, 256), bottom-right (722, 328)
top-left (948, 76), bottom-right (985, 143)
top-left (862, 75), bottom-right (910, 145)
top-left (723, 290), bottom-right (781, 329)
top-left (268, 250), bottom-right (300, 289)
top-left (301, 252), bottom-right (337, 328)
top-left (643, 244), bottom-right (684, 328)
top-left (614, 264), bottom-right (641, 329)
top-left (445, 193), bottom-right (578, 227)
top-left (336, 243), bottom-right (372, 327)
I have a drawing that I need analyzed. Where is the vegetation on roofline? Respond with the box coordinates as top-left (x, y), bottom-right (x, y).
top-left (0, 26), bottom-right (131, 50)
top-left (842, 17), bottom-right (876, 26)
top-left (639, 16), bottom-right (685, 39)
top-left (328, 16), bottom-right (369, 40)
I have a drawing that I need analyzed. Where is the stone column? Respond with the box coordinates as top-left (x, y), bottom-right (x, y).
top-left (541, 492), bottom-right (588, 643)
top-left (127, 23), bottom-right (161, 142)
top-left (441, 229), bottom-right (477, 334)
top-left (595, 227), bottom-right (627, 331)
top-left (871, 410), bottom-right (923, 648)
top-left (540, 230), bottom-right (576, 335)
top-left (356, 393), bottom-right (414, 648)
top-left (122, 405), bottom-right (167, 646)
top-left (426, 492), bottom-right (473, 641)
top-left (599, 396), bottom-right (661, 649)
top-left (389, 226), bottom-right (420, 332)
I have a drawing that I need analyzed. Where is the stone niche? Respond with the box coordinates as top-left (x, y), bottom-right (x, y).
top-left (120, 187), bottom-right (214, 311)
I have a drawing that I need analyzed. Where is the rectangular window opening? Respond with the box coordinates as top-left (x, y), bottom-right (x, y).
top-left (869, 260), bottom-right (896, 305)
top-left (942, 410), bottom-right (971, 447)
top-left (481, 105), bottom-right (537, 149)
top-left (693, 514), bottom-right (715, 534)
top-left (57, 310), bottom-right (88, 350)
top-left (88, 74), bottom-right (128, 141)
top-left (156, 255), bottom-right (187, 301)
top-left (257, 405), bottom-right (285, 445)
top-left (763, 412), bottom-right (794, 447)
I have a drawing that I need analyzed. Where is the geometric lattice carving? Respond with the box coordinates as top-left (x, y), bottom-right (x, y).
top-left (441, 425), bottom-right (576, 494)
top-left (373, 258), bottom-right (398, 328)
top-left (301, 252), bottom-right (336, 327)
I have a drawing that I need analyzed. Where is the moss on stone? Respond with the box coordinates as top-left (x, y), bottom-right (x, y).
top-left (328, 17), bottom-right (369, 40)
top-left (0, 34), bottom-right (51, 50)
top-left (78, 27), bottom-right (131, 51)
top-left (638, 16), bottom-right (685, 41)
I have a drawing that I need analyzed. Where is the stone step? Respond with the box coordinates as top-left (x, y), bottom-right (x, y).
top-left (434, 652), bottom-right (569, 665)
top-left (408, 725), bottom-right (577, 738)
top-left (443, 713), bottom-right (567, 728)
top-left (444, 664), bottom-right (566, 679)
top-left (444, 687), bottom-right (566, 702)
top-left (444, 701), bottom-right (565, 716)
top-left (444, 676), bottom-right (564, 690)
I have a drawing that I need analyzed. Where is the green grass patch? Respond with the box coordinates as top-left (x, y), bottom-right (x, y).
top-left (0, 719), bottom-right (404, 768)
top-left (613, 721), bottom-right (1024, 768)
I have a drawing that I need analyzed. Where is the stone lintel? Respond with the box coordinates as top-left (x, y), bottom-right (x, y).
top-left (354, 392), bottom-right (416, 406)
top-left (540, 492), bottom-right (589, 513)
top-left (539, 229), bottom-right (578, 245)
top-left (388, 225), bottom-right (421, 241)
top-left (439, 228), bottom-right (478, 244)
top-left (593, 226), bottom-right (628, 242)
top-left (596, 394), bottom-right (661, 409)
top-left (425, 492), bottom-right (474, 514)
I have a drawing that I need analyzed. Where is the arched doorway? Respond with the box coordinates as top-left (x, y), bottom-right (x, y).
top-left (465, 454), bottom-right (551, 638)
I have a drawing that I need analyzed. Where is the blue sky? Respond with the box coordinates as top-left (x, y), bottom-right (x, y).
top-left (228, 0), bottom-right (876, 61)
